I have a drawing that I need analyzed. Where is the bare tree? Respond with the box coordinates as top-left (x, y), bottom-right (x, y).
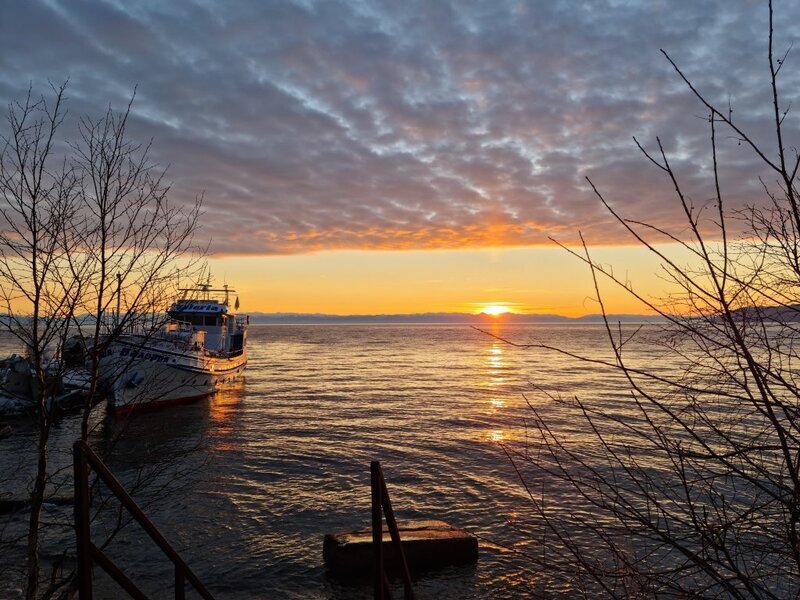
top-left (0, 85), bottom-right (205, 599)
top-left (0, 83), bottom-right (84, 600)
top-left (69, 93), bottom-right (204, 441)
top-left (493, 1), bottom-right (800, 597)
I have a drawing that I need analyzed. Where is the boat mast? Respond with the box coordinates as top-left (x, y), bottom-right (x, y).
top-left (115, 272), bottom-right (121, 329)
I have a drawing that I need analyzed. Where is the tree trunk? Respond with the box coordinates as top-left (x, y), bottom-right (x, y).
top-left (25, 434), bottom-right (48, 600)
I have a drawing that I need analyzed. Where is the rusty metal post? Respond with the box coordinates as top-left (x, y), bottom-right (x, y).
top-left (73, 441), bottom-right (93, 599)
top-left (71, 440), bottom-right (215, 599)
top-left (380, 475), bottom-right (415, 600)
top-left (175, 564), bottom-right (185, 600)
top-left (371, 461), bottom-right (384, 600)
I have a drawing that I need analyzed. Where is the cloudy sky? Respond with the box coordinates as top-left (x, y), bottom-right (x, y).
top-left (1, 0), bottom-right (798, 314)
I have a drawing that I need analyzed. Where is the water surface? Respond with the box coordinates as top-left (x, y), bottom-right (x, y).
top-left (1, 323), bottom-right (653, 598)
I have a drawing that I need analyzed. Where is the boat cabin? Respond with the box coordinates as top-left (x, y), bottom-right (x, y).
top-left (167, 298), bottom-right (246, 356)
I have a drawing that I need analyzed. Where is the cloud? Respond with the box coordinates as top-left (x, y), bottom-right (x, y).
top-left (1, 0), bottom-right (799, 255)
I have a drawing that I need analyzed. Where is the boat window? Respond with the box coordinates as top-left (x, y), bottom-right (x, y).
top-left (177, 314), bottom-right (204, 326)
top-left (177, 315), bottom-right (204, 326)
top-left (204, 316), bottom-right (218, 326)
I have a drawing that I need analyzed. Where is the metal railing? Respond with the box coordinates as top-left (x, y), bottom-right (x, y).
top-left (73, 440), bottom-right (215, 600)
top-left (371, 461), bottom-right (415, 600)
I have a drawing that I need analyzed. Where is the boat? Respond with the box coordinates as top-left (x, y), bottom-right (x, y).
top-left (99, 283), bottom-right (248, 416)
top-left (0, 353), bottom-right (87, 416)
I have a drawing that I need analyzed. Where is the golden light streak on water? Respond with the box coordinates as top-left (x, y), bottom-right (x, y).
top-left (486, 428), bottom-right (506, 443)
top-left (208, 381), bottom-right (244, 450)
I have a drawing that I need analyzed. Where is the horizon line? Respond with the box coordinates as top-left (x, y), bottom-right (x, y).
top-left (246, 311), bottom-right (664, 323)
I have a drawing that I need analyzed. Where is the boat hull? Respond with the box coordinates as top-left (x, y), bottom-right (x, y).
top-left (100, 337), bottom-right (246, 416)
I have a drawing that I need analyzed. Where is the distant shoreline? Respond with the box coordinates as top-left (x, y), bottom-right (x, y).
top-left (247, 312), bottom-right (665, 325)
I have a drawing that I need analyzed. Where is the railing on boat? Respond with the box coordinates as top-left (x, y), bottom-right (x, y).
top-left (371, 461), bottom-right (415, 600)
top-left (73, 440), bottom-right (215, 599)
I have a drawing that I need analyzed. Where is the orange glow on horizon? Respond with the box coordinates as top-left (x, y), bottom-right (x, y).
top-left (480, 304), bottom-right (513, 316)
top-left (207, 243), bottom-right (694, 317)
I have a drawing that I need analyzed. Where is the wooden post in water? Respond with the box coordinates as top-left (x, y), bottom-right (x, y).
top-left (73, 441), bottom-right (93, 599)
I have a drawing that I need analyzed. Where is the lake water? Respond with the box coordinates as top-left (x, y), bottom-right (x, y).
top-left (0, 323), bottom-right (657, 598)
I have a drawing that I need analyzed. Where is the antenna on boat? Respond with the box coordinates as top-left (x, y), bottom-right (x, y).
top-left (223, 284), bottom-right (229, 306)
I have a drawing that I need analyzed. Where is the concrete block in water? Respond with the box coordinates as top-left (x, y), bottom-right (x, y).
top-left (323, 519), bottom-right (478, 573)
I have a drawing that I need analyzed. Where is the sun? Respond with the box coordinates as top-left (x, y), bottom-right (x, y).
top-left (481, 304), bottom-right (512, 317)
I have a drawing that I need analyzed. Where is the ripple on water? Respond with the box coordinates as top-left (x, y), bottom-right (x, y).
top-left (0, 323), bottom-right (661, 598)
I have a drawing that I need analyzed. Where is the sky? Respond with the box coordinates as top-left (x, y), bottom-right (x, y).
top-left (2, 0), bottom-right (799, 315)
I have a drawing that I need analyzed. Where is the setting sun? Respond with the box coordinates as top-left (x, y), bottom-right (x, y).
top-left (481, 304), bottom-right (512, 317)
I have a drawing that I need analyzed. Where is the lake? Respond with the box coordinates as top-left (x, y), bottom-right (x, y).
top-left (0, 323), bottom-right (657, 598)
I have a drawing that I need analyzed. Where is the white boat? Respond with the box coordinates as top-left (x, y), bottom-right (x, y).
top-left (0, 353), bottom-right (87, 415)
top-left (100, 284), bottom-right (248, 416)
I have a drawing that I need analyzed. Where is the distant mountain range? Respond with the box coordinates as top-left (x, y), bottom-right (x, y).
top-left (247, 312), bottom-right (665, 324)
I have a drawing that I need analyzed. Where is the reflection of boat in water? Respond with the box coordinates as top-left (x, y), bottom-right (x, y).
top-left (100, 283), bottom-right (248, 416)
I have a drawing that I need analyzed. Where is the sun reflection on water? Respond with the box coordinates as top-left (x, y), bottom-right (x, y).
top-left (209, 379), bottom-right (245, 450)
top-left (486, 428), bottom-right (506, 443)
top-left (480, 339), bottom-right (512, 442)
top-left (487, 339), bottom-right (509, 387)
